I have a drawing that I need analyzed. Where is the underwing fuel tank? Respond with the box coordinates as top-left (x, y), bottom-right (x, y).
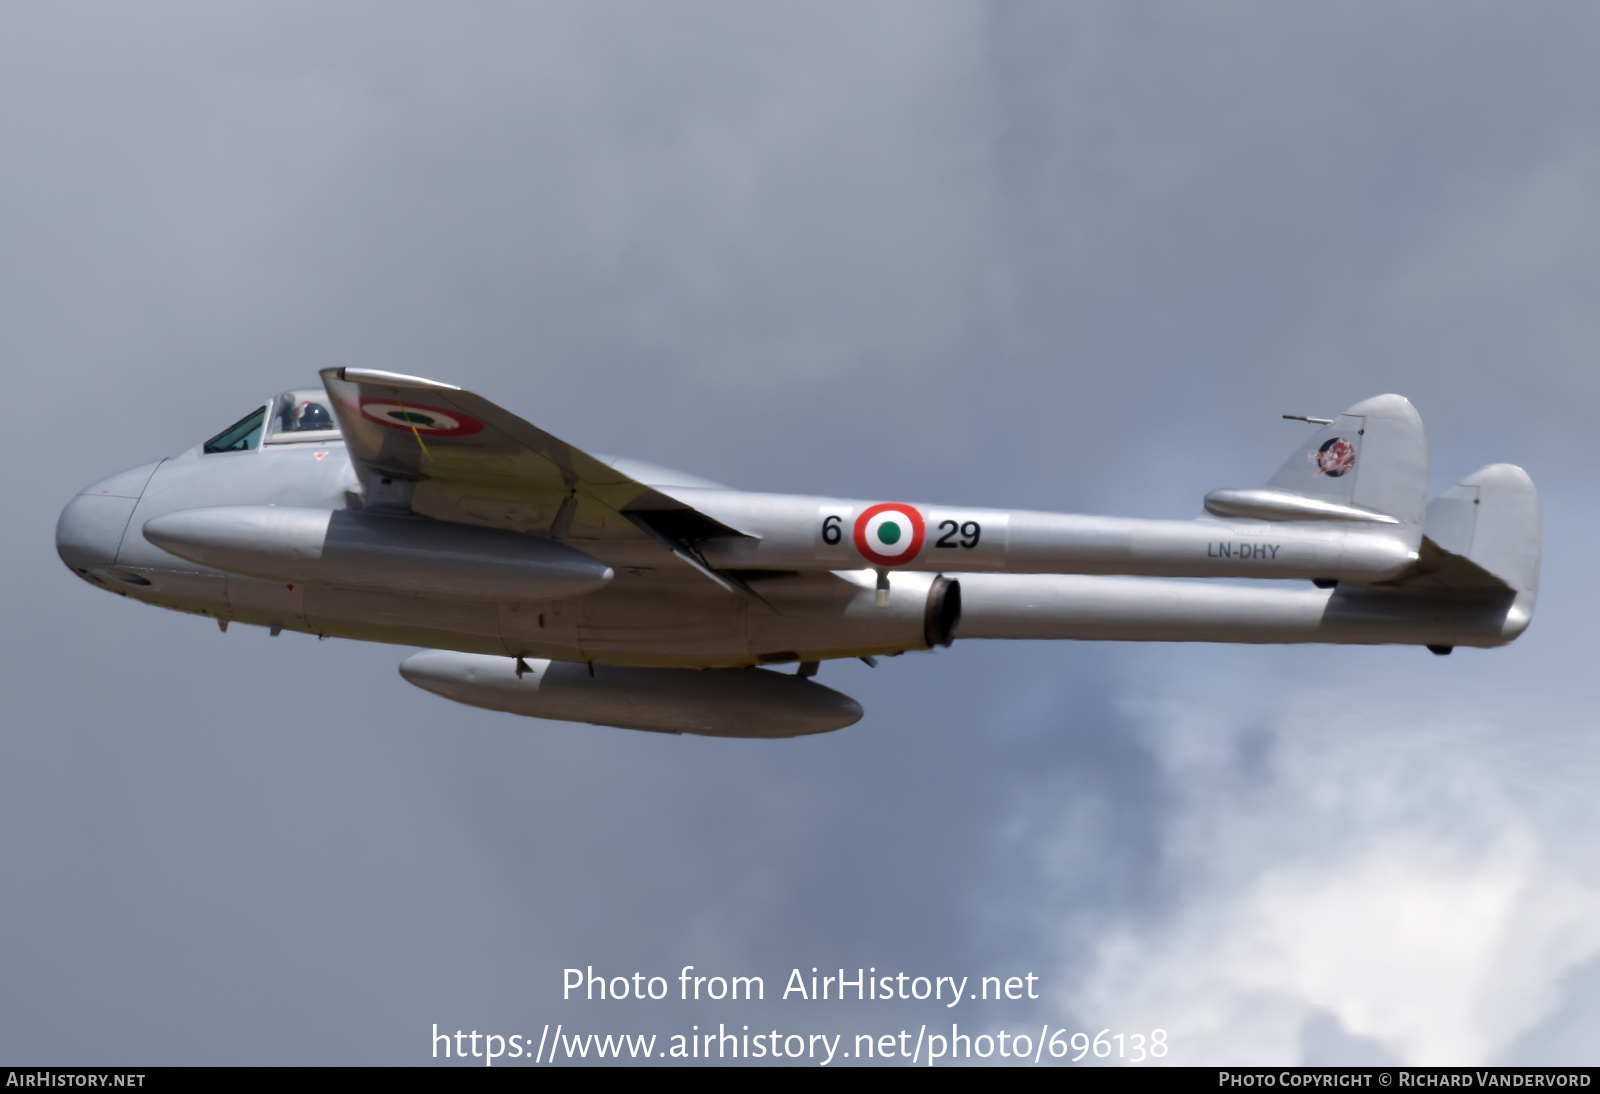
top-left (141, 506), bottom-right (613, 601)
top-left (398, 650), bottom-right (864, 738)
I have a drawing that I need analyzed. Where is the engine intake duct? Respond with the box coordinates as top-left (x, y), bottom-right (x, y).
top-left (142, 506), bottom-right (613, 601)
top-left (399, 651), bottom-right (863, 738)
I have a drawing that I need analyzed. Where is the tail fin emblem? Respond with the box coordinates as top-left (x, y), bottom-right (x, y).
top-left (1312, 437), bottom-right (1356, 477)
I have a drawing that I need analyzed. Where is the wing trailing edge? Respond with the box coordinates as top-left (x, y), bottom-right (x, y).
top-left (319, 368), bottom-right (751, 550)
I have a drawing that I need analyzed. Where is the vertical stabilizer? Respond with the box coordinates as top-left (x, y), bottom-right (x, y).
top-left (1424, 464), bottom-right (1541, 595)
top-left (1392, 463), bottom-right (1541, 642)
top-left (1266, 394), bottom-right (1429, 528)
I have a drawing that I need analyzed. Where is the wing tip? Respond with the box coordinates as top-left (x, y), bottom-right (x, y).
top-left (325, 367), bottom-right (461, 392)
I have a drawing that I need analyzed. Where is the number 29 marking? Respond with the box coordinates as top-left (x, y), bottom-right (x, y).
top-left (935, 519), bottom-right (981, 549)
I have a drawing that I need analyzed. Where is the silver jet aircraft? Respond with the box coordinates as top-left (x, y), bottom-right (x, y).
top-left (56, 370), bottom-right (1540, 737)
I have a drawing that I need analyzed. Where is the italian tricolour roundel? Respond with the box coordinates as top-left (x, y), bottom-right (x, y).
top-left (854, 503), bottom-right (926, 567)
top-left (358, 398), bottom-right (484, 437)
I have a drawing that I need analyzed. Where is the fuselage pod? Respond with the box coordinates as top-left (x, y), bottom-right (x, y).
top-left (398, 650), bottom-right (864, 738)
top-left (142, 506), bottom-right (614, 601)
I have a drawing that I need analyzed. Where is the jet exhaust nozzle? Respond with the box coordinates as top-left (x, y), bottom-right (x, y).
top-left (398, 650), bottom-right (864, 738)
top-left (141, 506), bottom-right (613, 601)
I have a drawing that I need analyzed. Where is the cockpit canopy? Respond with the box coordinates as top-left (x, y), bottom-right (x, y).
top-left (202, 389), bottom-right (342, 454)
top-left (268, 389), bottom-right (340, 442)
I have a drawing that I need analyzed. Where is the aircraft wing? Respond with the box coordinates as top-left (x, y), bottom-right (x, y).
top-left (319, 368), bottom-right (749, 551)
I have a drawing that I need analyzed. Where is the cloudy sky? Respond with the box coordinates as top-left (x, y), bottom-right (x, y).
top-left (4, 1), bottom-right (1599, 1066)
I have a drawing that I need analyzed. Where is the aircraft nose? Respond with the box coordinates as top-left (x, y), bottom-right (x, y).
top-left (55, 461), bottom-right (163, 576)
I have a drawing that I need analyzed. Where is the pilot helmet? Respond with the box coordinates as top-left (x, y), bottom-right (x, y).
top-left (294, 401), bottom-right (333, 431)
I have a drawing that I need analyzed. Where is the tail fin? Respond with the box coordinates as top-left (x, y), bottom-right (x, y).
top-left (1419, 464), bottom-right (1542, 589)
top-left (1266, 394), bottom-right (1428, 524)
top-left (1387, 463), bottom-right (1541, 639)
top-left (1205, 395), bottom-right (1428, 545)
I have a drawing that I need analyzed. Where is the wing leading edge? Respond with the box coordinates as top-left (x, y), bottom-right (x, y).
top-left (319, 368), bottom-right (750, 552)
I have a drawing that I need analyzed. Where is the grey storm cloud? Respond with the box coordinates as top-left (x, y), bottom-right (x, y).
top-left (2, 0), bottom-right (1598, 1065)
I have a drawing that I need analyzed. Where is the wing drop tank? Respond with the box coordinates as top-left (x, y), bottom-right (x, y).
top-left (398, 650), bottom-right (863, 738)
top-left (141, 506), bottom-right (613, 601)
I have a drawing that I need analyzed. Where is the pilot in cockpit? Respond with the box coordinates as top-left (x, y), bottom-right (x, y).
top-left (276, 392), bottom-right (334, 433)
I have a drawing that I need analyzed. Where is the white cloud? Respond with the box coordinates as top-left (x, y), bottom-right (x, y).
top-left (1043, 663), bottom-right (1600, 1064)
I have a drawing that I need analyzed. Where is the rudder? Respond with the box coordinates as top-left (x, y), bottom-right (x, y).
top-left (1266, 394), bottom-right (1429, 527)
top-left (1388, 463), bottom-right (1541, 643)
top-left (1422, 464), bottom-right (1541, 594)
top-left (1206, 395), bottom-right (1428, 549)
